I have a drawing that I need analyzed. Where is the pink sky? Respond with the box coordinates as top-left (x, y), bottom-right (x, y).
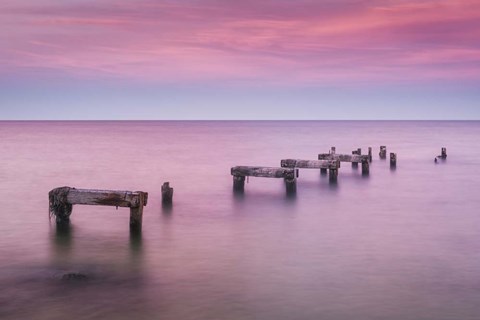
top-left (2, 0), bottom-right (480, 86)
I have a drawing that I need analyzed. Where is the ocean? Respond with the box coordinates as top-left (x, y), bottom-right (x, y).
top-left (0, 121), bottom-right (479, 320)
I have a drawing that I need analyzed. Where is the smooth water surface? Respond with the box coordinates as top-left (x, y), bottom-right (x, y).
top-left (0, 121), bottom-right (479, 320)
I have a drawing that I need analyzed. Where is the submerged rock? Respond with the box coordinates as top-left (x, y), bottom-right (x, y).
top-left (61, 272), bottom-right (88, 281)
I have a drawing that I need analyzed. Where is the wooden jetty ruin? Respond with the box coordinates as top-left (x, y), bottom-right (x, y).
top-left (231, 166), bottom-right (296, 193)
top-left (318, 151), bottom-right (370, 175)
top-left (49, 187), bottom-right (148, 232)
top-left (281, 159), bottom-right (340, 180)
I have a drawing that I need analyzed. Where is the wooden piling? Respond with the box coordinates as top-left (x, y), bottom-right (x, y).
top-left (129, 192), bottom-right (146, 232)
top-left (233, 175), bottom-right (245, 191)
top-left (49, 187), bottom-right (148, 232)
top-left (330, 147), bottom-right (336, 154)
top-left (379, 146), bottom-right (387, 159)
top-left (352, 150), bottom-right (359, 168)
top-left (329, 168), bottom-right (338, 181)
top-left (161, 182), bottom-right (174, 205)
top-left (361, 160), bottom-right (369, 175)
top-left (441, 147), bottom-right (447, 158)
top-left (390, 153), bottom-right (397, 167)
top-left (368, 147), bottom-right (372, 162)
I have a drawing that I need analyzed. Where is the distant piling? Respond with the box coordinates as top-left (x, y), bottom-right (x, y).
top-left (361, 160), bottom-right (370, 175)
top-left (379, 146), bottom-right (387, 159)
top-left (368, 147), bottom-right (372, 162)
top-left (390, 153), bottom-right (397, 167)
top-left (352, 150), bottom-right (358, 168)
top-left (441, 147), bottom-right (447, 159)
top-left (161, 182), bottom-right (174, 205)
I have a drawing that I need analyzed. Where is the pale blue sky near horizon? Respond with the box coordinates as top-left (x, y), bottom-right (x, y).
top-left (1, 80), bottom-right (479, 120)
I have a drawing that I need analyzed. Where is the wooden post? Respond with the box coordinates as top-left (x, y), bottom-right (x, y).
top-left (329, 168), bottom-right (338, 181)
top-left (368, 147), bottom-right (372, 162)
top-left (233, 175), bottom-right (245, 191)
top-left (330, 147), bottom-right (336, 154)
top-left (379, 146), bottom-right (387, 159)
top-left (441, 147), bottom-right (447, 158)
top-left (320, 168), bottom-right (327, 175)
top-left (161, 182), bottom-right (174, 205)
top-left (129, 192), bottom-right (146, 233)
top-left (390, 153), bottom-right (397, 167)
top-left (361, 160), bottom-right (369, 175)
top-left (284, 176), bottom-right (296, 194)
top-left (352, 150), bottom-right (358, 168)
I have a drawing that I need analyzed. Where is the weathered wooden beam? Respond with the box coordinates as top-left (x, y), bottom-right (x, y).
top-left (368, 147), bottom-right (372, 162)
top-left (231, 166), bottom-right (295, 179)
top-left (281, 159), bottom-right (340, 169)
top-left (49, 187), bottom-right (148, 232)
top-left (318, 153), bottom-right (369, 163)
top-left (66, 189), bottom-right (147, 207)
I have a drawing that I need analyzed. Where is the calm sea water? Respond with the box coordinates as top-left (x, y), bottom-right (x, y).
top-left (0, 121), bottom-right (479, 320)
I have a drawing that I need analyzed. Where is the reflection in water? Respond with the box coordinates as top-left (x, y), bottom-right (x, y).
top-left (129, 231), bottom-right (143, 271)
top-left (162, 202), bottom-right (173, 214)
top-left (50, 222), bottom-right (74, 267)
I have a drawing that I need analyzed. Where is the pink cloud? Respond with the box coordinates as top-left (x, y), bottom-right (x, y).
top-left (1, 0), bottom-right (479, 85)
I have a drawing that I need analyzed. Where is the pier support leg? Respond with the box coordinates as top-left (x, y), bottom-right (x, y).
top-left (233, 175), bottom-right (245, 191)
top-left (379, 146), bottom-right (387, 159)
top-left (329, 168), bottom-right (338, 181)
top-left (368, 147), bottom-right (372, 162)
top-left (161, 182), bottom-right (174, 205)
top-left (352, 150), bottom-right (359, 168)
top-left (362, 160), bottom-right (369, 175)
top-left (285, 177), bottom-right (296, 194)
top-left (130, 192), bottom-right (146, 233)
top-left (441, 147), bottom-right (447, 158)
top-left (390, 153), bottom-right (397, 167)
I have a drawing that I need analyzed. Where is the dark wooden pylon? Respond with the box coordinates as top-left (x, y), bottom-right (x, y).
top-left (390, 153), bottom-right (397, 167)
top-left (379, 146), bottom-right (387, 159)
top-left (161, 182), bottom-right (174, 205)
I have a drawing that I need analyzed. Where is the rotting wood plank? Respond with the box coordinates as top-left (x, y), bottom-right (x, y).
top-left (281, 159), bottom-right (340, 169)
top-left (231, 166), bottom-right (295, 179)
top-left (66, 189), bottom-right (148, 208)
top-left (318, 153), bottom-right (369, 163)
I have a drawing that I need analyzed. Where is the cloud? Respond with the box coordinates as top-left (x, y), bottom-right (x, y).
top-left (1, 0), bottom-right (479, 85)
